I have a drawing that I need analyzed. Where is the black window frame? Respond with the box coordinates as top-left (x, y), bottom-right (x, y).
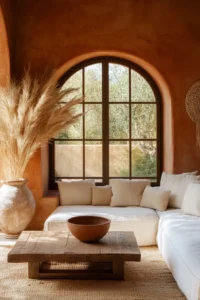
top-left (49, 56), bottom-right (162, 189)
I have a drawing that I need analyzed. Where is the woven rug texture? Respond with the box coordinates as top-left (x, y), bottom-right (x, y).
top-left (0, 246), bottom-right (185, 300)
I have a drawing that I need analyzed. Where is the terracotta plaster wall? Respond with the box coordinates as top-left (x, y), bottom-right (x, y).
top-left (0, 1), bottom-right (13, 180)
top-left (0, 0), bottom-right (11, 87)
top-left (6, 0), bottom-right (200, 195)
top-left (0, 2), bottom-right (43, 230)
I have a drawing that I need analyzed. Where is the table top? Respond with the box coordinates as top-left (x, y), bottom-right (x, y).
top-left (8, 231), bottom-right (141, 263)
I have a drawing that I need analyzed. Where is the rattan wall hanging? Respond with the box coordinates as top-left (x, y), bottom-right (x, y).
top-left (185, 79), bottom-right (200, 146)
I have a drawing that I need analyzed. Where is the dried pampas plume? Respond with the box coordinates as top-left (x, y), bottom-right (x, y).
top-left (0, 70), bottom-right (83, 180)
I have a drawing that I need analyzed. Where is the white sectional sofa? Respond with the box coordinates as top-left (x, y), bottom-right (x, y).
top-left (44, 174), bottom-right (200, 300)
top-left (157, 209), bottom-right (200, 300)
top-left (44, 205), bottom-right (159, 246)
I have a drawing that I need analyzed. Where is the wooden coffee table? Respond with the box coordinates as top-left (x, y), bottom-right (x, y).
top-left (8, 231), bottom-right (141, 280)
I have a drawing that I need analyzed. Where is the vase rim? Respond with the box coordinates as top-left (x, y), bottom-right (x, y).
top-left (0, 178), bottom-right (28, 185)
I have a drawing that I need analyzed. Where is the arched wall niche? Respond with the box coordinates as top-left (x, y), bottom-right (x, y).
top-left (0, 5), bottom-right (10, 181)
top-left (0, 5), bottom-right (10, 87)
top-left (42, 50), bottom-right (174, 193)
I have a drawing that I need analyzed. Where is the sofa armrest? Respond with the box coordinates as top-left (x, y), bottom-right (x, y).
top-left (35, 192), bottom-right (60, 230)
top-left (41, 190), bottom-right (59, 214)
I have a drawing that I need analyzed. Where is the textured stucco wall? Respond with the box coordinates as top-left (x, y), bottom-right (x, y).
top-left (1, 0), bottom-right (200, 228)
top-left (0, 0), bottom-right (11, 86)
top-left (12, 0), bottom-right (200, 173)
top-left (0, 1), bottom-right (12, 181)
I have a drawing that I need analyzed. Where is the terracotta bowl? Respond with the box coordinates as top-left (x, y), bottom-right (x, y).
top-left (67, 215), bottom-right (111, 243)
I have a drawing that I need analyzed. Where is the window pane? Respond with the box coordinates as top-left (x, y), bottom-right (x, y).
top-left (55, 141), bottom-right (83, 177)
top-left (85, 142), bottom-right (102, 177)
top-left (109, 63), bottom-right (129, 102)
top-left (61, 70), bottom-right (82, 101)
top-left (132, 141), bottom-right (157, 177)
top-left (85, 64), bottom-right (102, 102)
top-left (132, 104), bottom-right (156, 139)
top-left (56, 104), bottom-right (83, 139)
top-left (85, 104), bottom-right (102, 139)
top-left (109, 141), bottom-right (129, 177)
top-left (131, 70), bottom-right (155, 102)
top-left (109, 104), bottom-right (129, 139)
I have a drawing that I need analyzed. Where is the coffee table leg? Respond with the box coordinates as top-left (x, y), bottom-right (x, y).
top-left (112, 259), bottom-right (124, 280)
top-left (27, 261), bottom-right (124, 280)
top-left (28, 262), bottom-right (40, 279)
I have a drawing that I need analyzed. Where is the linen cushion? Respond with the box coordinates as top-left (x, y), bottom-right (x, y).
top-left (110, 179), bottom-right (150, 207)
top-left (140, 186), bottom-right (170, 211)
top-left (92, 185), bottom-right (112, 206)
top-left (182, 183), bottom-right (200, 217)
top-left (57, 180), bottom-right (95, 205)
top-left (160, 172), bottom-right (198, 208)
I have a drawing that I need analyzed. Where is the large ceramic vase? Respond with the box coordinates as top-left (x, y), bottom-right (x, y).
top-left (0, 179), bottom-right (36, 239)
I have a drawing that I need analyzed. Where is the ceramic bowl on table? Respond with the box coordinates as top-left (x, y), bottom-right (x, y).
top-left (67, 215), bottom-right (111, 243)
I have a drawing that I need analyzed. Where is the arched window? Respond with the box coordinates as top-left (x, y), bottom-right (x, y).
top-left (49, 57), bottom-right (162, 189)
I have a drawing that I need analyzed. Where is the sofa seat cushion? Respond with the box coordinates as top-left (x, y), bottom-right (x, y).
top-left (156, 208), bottom-right (182, 218)
top-left (157, 211), bottom-right (200, 300)
top-left (44, 206), bottom-right (159, 246)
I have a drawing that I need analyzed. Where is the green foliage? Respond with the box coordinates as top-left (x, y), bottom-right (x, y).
top-left (132, 152), bottom-right (156, 177)
top-left (109, 104), bottom-right (129, 139)
top-left (117, 145), bottom-right (156, 178)
top-left (85, 104), bottom-right (102, 139)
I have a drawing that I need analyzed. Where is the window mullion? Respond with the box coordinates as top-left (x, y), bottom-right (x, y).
top-left (129, 68), bottom-right (132, 179)
top-left (82, 68), bottom-right (85, 179)
top-left (102, 61), bottom-right (109, 185)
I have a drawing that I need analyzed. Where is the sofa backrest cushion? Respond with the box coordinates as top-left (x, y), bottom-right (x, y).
top-left (140, 186), bottom-right (170, 211)
top-left (110, 179), bottom-right (150, 207)
top-left (182, 183), bottom-right (200, 217)
top-left (92, 185), bottom-right (112, 206)
top-left (160, 172), bottom-right (199, 208)
top-left (57, 180), bottom-right (95, 205)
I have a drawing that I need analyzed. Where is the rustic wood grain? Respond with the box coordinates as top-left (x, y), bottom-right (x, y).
top-left (28, 262), bottom-right (40, 279)
top-left (8, 231), bottom-right (141, 279)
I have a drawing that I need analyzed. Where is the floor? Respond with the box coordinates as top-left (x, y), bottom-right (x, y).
top-left (0, 232), bottom-right (17, 246)
top-left (0, 246), bottom-right (185, 300)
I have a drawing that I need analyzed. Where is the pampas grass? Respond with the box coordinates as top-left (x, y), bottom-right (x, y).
top-left (0, 70), bottom-right (83, 180)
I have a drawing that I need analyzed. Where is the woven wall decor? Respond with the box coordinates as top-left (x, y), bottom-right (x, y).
top-left (185, 80), bottom-right (200, 146)
top-left (185, 80), bottom-right (200, 123)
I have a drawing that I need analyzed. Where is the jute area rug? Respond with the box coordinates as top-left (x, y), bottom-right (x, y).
top-left (0, 246), bottom-right (185, 300)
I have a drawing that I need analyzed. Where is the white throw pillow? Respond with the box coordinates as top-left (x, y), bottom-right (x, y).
top-left (182, 183), bottom-right (200, 217)
top-left (160, 172), bottom-right (198, 208)
top-left (92, 185), bottom-right (112, 206)
top-left (110, 179), bottom-right (150, 207)
top-left (57, 180), bottom-right (95, 205)
top-left (140, 186), bottom-right (170, 211)
top-left (184, 171), bottom-right (198, 175)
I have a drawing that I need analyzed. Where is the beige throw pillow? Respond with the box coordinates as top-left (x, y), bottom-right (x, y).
top-left (57, 180), bottom-right (95, 205)
top-left (182, 183), bottom-right (200, 217)
top-left (160, 172), bottom-right (198, 208)
top-left (140, 186), bottom-right (170, 211)
top-left (92, 185), bottom-right (112, 206)
top-left (110, 179), bottom-right (150, 207)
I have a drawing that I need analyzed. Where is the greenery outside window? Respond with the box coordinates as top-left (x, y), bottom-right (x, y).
top-left (49, 57), bottom-right (162, 189)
